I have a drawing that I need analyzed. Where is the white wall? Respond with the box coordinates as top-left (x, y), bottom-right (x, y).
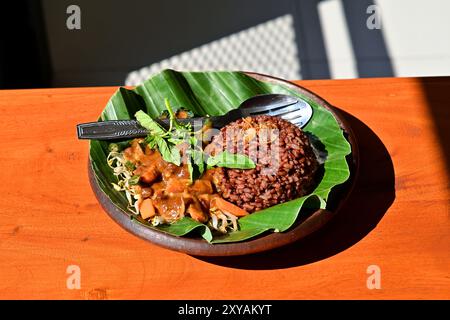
top-left (317, 0), bottom-right (450, 78)
top-left (377, 0), bottom-right (450, 77)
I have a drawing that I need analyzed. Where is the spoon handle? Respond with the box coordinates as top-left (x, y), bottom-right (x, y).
top-left (77, 120), bottom-right (149, 140)
top-left (76, 109), bottom-right (244, 140)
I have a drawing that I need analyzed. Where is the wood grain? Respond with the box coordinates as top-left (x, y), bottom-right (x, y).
top-left (0, 77), bottom-right (448, 299)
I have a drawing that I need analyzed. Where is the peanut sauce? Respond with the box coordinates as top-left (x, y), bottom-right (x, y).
top-left (123, 139), bottom-right (217, 223)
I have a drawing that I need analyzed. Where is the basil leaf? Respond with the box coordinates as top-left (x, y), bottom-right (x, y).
top-left (169, 144), bottom-right (181, 166)
top-left (136, 110), bottom-right (182, 166)
top-left (207, 151), bottom-right (256, 169)
top-left (135, 110), bottom-right (166, 135)
top-left (185, 148), bottom-right (205, 182)
top-left (168, 128), bottom-right (190, 145)
top-left (155, 136), bottom-right (177, 165)
top-left (192, 149), bottom-right (205, 176)
top-left (145, 135), bottom-right (158, 149)
top-left (187, 162), bottom-right (201, 182)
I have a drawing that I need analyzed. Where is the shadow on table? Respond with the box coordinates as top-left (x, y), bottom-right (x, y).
top-left (419, 78), bottom-right (450, 188)
top-left (193, 110), bottom-right (396, 270)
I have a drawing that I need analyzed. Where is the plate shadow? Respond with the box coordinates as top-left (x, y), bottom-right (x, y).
top-left (193, 109), bottom-right (395, 269)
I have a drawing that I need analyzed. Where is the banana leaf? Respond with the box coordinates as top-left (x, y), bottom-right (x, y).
top-left (89, 70), bottom-right (351, 243)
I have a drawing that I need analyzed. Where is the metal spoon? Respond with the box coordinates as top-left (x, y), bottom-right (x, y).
top-left (77, 94), bottom-right (313, 140)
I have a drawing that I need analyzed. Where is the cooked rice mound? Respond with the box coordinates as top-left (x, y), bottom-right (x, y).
top-left (207, 115), bottom-right (319, 212)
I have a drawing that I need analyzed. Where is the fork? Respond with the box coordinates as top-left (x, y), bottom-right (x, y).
top-left (76, 94), bottom-right (313, 140)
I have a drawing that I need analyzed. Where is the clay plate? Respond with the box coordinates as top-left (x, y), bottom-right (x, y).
top-left (88, 72), bottom-right (359, 256)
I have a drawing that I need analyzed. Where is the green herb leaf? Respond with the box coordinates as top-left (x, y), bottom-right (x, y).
top-left (145, 136), bottom-right (156, 149)
top-left (154, 136), bottom-right (181, 166)
top-left (187, 149), bottom-right (205, 181)
top-left (135, 110), bottom-right (166, 136)
top-left (185, 147), bottom-right (204, 182)
top-left (169, 144), bottom-right (182, 166)
top-left (168, 128), bottom-right (190, 145)
top-left (207, 151), bottom-right (256, 169)
top-left (136, 109), bottom-right (184, 166)
top-left (192, 149), bottom-right (205, 175)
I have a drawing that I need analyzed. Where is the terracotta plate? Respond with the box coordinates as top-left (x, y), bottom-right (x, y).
top-left (88, 72), bottom-right (359, 256)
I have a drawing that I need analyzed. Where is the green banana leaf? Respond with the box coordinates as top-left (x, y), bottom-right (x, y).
top-left (89, 70), bottom-right (351, 243)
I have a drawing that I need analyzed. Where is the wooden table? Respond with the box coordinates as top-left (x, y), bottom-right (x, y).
top-left (0, 77), bottom-right (449, 300)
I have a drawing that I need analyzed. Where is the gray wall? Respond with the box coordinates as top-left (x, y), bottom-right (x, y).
top-left (42, 0), bottom-right (295, 86)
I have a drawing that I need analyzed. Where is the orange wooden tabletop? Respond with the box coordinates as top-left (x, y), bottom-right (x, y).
top-left (0, 77), bottom-right (449, 300)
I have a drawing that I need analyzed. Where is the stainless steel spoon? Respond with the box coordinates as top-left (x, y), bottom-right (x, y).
top-left (77, 94), bottom-right (313, 140)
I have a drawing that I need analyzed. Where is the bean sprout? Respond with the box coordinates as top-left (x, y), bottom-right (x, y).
top-left (107, 151), bottom-right (141, 215)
